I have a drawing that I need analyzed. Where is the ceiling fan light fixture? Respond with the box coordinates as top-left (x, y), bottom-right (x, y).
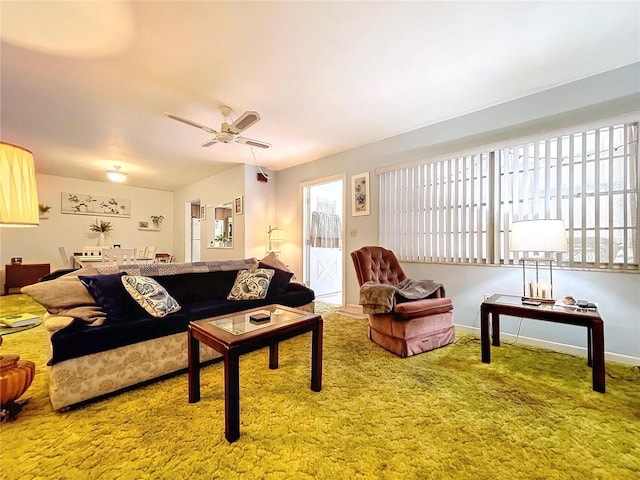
top-left (106, 165), bottom-right (127, 182)
top-left (217, 131), bottom-right (236, 143)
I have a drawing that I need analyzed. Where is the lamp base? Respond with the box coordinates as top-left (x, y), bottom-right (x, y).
top-left (521, 296), bottom-right (556, 304)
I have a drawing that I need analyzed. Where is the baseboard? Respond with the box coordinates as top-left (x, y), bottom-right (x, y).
top-left (455, 324), bottom-right (640, 366)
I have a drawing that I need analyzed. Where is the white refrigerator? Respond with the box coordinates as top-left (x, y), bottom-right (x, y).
top-left (191, 218), bottom-right (201, 262)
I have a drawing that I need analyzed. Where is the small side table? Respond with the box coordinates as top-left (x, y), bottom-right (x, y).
top-left (480, 294), bottom-right (605, 393)
top-left (4, 263), bottom-right (50, 295)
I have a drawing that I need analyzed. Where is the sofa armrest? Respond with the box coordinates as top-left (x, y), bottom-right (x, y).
top-left (44, 313), bottom-right (76, 334)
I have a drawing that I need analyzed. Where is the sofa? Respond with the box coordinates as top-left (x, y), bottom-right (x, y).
top-left (22, 258), bottom-right (315, 410)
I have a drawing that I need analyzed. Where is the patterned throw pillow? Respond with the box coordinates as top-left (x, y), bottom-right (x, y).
top-left (227, 269), bottom-right (275, 301)
top-left (121, 275), bottom-right (181, 318)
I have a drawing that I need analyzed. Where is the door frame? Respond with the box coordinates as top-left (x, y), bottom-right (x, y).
top-left (300, 173), bottom-right (347, 306)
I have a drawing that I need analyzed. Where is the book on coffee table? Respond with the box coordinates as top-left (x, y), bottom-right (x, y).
top-left (0, 313), bottom-right (41, 328)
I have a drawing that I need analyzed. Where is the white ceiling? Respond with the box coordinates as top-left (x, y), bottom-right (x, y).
top-left (1, 1), bottom-right (639, 191)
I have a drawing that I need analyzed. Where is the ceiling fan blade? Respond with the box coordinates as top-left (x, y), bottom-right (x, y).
top-left (229, 111), bottom-right (260, 134)
top-left (164, 113), bottom-right (217, 134)
top-left (237, 136), bottom-right (271, 149)
top-left (201, 138), bottom-right (218, 147)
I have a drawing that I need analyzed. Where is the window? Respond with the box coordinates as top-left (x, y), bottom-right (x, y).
top-left (379, 120), bottom-right (639, 271)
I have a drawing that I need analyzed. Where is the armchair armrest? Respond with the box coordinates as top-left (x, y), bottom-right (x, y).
top-left (359, 282), bottom-right (397, 314)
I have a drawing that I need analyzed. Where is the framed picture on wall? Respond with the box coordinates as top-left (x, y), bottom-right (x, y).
top-left (234, 196), bottom-right (243, 215)
top-left (61, 192), bottom-right (131, 217)
top-left (200, 204), bottom-right (206, 220)
top-left (351, 172), bottom-right (370, 216)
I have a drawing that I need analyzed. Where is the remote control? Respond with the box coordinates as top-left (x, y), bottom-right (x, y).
top-left (522, 300), bottom-right (542, 306)
top-left (249, 313), bottom-right (271, 324)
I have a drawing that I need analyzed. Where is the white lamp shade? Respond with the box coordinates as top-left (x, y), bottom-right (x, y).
top-left (269, 228), bottom-right (286, 243)
top-left (510, 219), bottom-right (567, 253)
top-left (0, 142), bottom-right (39, 227)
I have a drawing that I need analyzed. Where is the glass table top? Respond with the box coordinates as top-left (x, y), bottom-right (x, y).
top-left (208, 306), bottom-right (306, 336)
top-left (488, 294), bottom-right (599, 316)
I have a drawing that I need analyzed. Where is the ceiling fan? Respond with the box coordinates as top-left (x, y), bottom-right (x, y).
top-left (164, 106), bottom-right (271, 149)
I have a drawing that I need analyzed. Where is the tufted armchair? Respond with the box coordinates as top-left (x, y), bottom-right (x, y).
top-left (351, 246), bottom-right (455, 357)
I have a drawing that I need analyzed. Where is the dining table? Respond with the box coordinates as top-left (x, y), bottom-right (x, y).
top-left (72, 254), bottom-right (155, 268)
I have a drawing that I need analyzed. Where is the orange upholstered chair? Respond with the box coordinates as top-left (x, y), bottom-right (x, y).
top-left (351, 246), bottom-right (455, 357)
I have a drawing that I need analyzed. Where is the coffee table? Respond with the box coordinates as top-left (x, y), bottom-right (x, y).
top-left (187, 304), bottom-right (323, 442)
top-left (481, 294), bottom-right (605, 393)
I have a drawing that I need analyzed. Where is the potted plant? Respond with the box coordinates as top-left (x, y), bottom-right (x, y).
top-left (89, 218), bottom-right (113, 246)
top-left (151, 215), bottom-right (164, 229)
top-left (214, 233), bottom-right (229, 247)
top-left (38, 203), bottom-right (52, 219)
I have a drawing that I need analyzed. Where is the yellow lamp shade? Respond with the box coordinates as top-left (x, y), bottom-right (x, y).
top-left (0, 142), bottom-right (39, 227)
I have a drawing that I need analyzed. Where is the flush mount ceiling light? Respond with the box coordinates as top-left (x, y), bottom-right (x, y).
top-left (106, 165), bottom-right (127, 183)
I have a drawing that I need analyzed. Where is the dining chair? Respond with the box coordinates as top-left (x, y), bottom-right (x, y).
top-left (144, 246), bottom-right (157, 260)
top-left (137, 246), bottom-right (148, 259)
top-left (154, 253), bottom-right (173, 263)
top-left (82, 246), bottom-right (103, 256)
top-left (101, 248), bottom-right (137, 265)
top-left (58, 246), bottom-right (72, 269)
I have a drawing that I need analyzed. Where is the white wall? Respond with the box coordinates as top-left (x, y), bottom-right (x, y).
top-left (243, 165), bottom-right (278, 261)
top-left (0, 173), bottom-right (173, 281)
top-left (275, 63), bottom-right (640, 361)
top-left (172, 164), bottom-right (246, 263)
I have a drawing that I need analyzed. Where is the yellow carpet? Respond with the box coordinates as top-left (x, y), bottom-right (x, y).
top-left (0, 295), bottom-right (638, 479)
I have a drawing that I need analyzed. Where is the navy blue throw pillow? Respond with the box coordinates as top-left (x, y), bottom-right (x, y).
top-left (79, 272), bottom-right (146, 323)
top-left (258, 262), bottom-right (293, 296)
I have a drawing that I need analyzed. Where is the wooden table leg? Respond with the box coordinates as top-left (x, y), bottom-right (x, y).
top-left (188, 326), bottom-right (200, 403)
top-left (269, 343), bottom-right (279, 369)
top-left (491, 312), bottom-right (501, 346)
top-left (311, 317), bottom-right (323, 392)
top-left (224, 351), bottom-right (241, 442)
top-left (481, 305), bottom-right (491, 363)
top-left (587, 326), bottom-right (593, 367)
top-left (591, 319), bottom-right (606, 393)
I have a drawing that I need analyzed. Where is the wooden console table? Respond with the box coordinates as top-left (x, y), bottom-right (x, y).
top-left (480, 294), bottom-right (605, 393)
top-left (4, 263), bottom-right (50, 295)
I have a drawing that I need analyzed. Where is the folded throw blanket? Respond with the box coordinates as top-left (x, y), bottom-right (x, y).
top-left (359, 278), bottom-right (444, 314)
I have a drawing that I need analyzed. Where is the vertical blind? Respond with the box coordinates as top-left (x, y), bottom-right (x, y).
top-left (379, 120), bottom-right (639, 270)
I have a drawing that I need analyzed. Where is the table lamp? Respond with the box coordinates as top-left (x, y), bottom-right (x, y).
top-left (510, 219), bottom-right (568, 303)
top-left (267, 225), bottom-right (286, 256)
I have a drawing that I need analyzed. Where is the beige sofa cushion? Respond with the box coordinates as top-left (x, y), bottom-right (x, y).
top-left (21, 275), bottom-right (97, 312)
top-left (21, 273), bottom-right (107, 325)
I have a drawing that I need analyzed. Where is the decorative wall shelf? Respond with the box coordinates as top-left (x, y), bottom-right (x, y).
top-left (138, 227), bottom-right (160, 231)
